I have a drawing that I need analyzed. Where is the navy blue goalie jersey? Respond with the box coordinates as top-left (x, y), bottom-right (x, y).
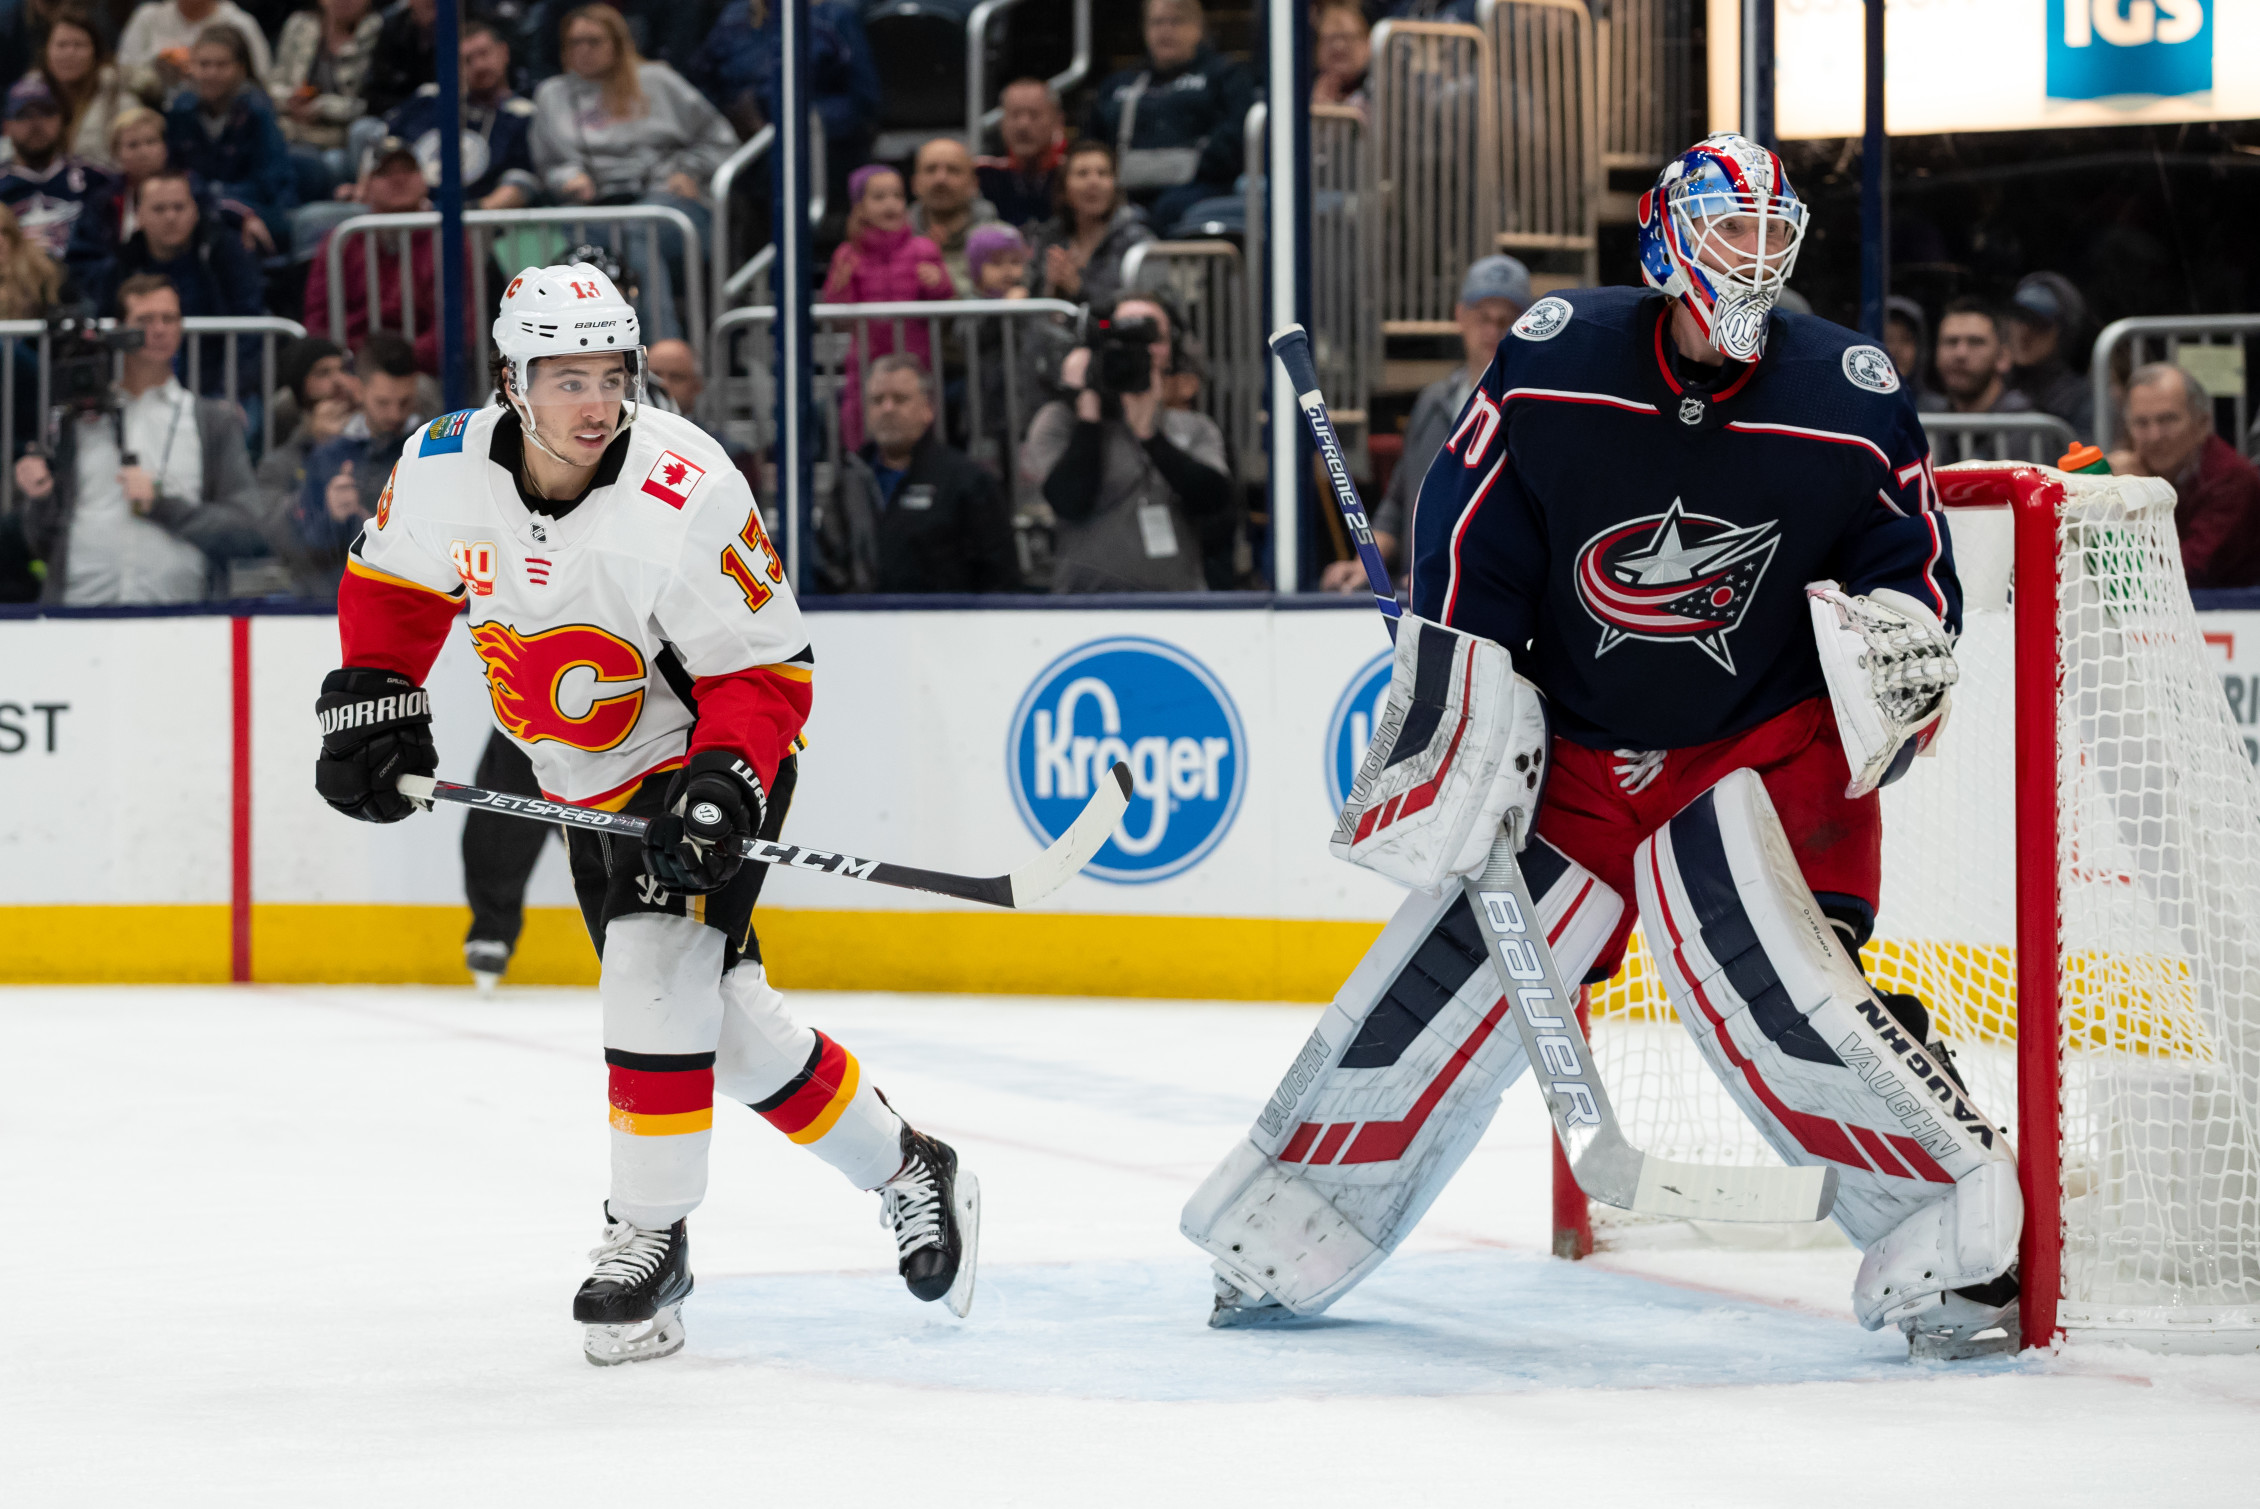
top-left (1407, 286), bottom-right (1958, 753)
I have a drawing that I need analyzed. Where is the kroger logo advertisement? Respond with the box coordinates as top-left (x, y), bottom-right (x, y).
top-left (1324, 650), bottom-right (1395, 813)
top-left (1008, 638), bottom-right (1246, 883)
top-left (2048, 0), bottom-right (2210, 98)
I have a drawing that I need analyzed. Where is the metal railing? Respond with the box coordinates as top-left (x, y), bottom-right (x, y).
top-left (323, 206), bottom-right (707, 392)
top-left (1597, 0), bottom-right (1696, 172)
top-left (1368, 20), bottom-right (1498, 340)
top-left (1309, 103), bottom-right (1371, 475)
top-left (0, 315), bottom-right (305, 515)
top-left (712, 298), bottom-right (1080, 585)
top-left (966, 0), bottom-right (1092, 149)
top-left (1122, 240), bottom-right (1260, 490)
top-left (709, 112), bottom-right (828, 317)
top-left (1482, 0), bottom-right (1601, 283)
top-left (2091, 314), bottom-right (2260, 454)
top-left (1920, 411), bottom-right (2078, 466)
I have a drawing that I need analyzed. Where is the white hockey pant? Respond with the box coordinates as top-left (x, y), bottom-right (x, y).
top-left (603, 913), bottom-right (904, 1229)
top-left (1633, 769), bottom-right (2020, 1329)
top-left (1181, 836), bottom-right (1624, 1315)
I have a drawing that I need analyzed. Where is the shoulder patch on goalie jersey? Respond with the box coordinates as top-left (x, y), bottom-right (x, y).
top-left (641, 450), bottom-right (708, 509)
top-left (1841, 345), bottom-right (1900, 394)
top-left (1513, 296), bottom-right (1574, 342)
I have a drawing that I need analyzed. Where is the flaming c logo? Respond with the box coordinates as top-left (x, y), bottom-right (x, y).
top-left (470, 621), bottom-right (647, 751)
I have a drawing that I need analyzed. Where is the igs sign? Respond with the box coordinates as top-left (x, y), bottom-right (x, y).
top-left (1008, 638), bottom-right (1246, 883)
top-left (2049, 0), bottom-right (2211, 99)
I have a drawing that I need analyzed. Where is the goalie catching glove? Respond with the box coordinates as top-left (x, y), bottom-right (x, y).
top-left (643, 751), bottom-right (767, 894)
top-left (1808, 582), bottom-right (1958, 799)
top-left (1332, 615), bottom-right (1548, 892)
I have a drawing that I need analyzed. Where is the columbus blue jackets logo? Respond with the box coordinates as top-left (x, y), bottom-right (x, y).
top-left (1574, 500), bottom-right (1781, 672)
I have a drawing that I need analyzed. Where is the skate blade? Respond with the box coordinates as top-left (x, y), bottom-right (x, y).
top-left (1908, 1310), bottom-right (2021, 1362)
top-left (1208, 1297), bottom-right (1307, 1329)
top-left (943, 1172), bottom-right (979, 1319)
top-left (584, 1305), bottom-right (685, 1366)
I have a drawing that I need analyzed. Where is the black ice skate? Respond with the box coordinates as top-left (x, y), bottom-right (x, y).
top-left (573, 1204), bottom-right (693, 1366)
top-left (880, 1127), bottom-right (979, 1318)
top-left (465, 939), bottom-right (510, 994)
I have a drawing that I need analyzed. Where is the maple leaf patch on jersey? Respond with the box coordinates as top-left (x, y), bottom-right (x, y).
top-left (1573, 499), bottom-right (1781, 674)
top-left (641, 451), bottom-right (707, 509)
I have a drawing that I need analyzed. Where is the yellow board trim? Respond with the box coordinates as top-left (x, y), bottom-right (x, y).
top-left (609, 1105), bottom-right (715, 1136)
top-left (2, 905), bottom-right (1390, 1000)
top-left (786, 1053), bottom-right (860, 1144)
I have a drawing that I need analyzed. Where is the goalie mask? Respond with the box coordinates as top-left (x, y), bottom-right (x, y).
top-left (492, 261), bottom-right (646, 466)
top-left (1637, 133), bottom-right (1808, 363)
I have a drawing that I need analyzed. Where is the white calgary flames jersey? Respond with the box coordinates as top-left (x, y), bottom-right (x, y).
top-left (349, 403), bottom-right (807, 807)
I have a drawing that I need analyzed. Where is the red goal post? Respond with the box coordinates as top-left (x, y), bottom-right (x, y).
top-left (1551, 463), bottom-right (2260, 1353)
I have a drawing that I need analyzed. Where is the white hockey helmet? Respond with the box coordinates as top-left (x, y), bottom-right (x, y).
top-left (492, 261), bottom-right (645, 457)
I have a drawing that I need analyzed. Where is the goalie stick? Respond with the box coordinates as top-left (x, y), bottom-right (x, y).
top-left (394, 764), bottom-right (1133, 911)
top-left (1268, 323), bottom-right (1836, 1223)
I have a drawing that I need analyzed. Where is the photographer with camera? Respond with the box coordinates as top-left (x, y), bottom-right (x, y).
top-left (1019, 290), bottom-right (1234, 593)
top-left (12, 273), bottom-right (261, 605)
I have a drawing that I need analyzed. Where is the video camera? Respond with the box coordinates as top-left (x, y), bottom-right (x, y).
top-left (1087, 314), bottom-right (1162, 400)
top-left (47, 304), bottom-right (144, 424)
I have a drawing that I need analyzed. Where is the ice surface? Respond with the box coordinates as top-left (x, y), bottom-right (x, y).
top-left (5, 986), bottom-right (2257, 1507)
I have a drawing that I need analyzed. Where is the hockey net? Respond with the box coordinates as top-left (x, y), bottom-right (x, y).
top-left (1566, 463), bottom-right (2260, 1350)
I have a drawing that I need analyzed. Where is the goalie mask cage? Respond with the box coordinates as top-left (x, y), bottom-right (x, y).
top-left (1553, 463), bottom-right (2260, 1353)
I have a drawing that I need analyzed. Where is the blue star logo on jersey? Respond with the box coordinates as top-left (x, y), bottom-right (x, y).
top-left (1574, 499), bottom-right (1781, 673)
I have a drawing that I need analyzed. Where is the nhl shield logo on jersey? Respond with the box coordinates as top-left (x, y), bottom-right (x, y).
top-left (641, 451), bottom-right (708, 509)
top-left (1841, 344), bottom-right (1901, 394)
top-left (1574, 499), bottom-right (1782, 672)
top-left (470, 621), bottom-right (648, 751)
top-left (1512, 296), bottom-right (1573, 341)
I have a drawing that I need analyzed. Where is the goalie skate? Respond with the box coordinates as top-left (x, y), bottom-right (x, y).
top-left (574, 1205), bottom-right (693, 1367)
top-left (881, 1127), bottom-right (980, 1318)
top-left (1206, 1267), bottom-right (1299, 1329)
top-left (1904, 1273), bottom-right (2021, 1361)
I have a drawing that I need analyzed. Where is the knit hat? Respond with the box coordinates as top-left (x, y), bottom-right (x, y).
top-left (848, 164), bottom-right (900, 205)
top-left (965, 223), bottom-right (1029, 286)
top-left (277, 336), bottom-right (347, 407)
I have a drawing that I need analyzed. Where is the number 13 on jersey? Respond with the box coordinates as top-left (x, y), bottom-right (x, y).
top-left (721, 506), bottom-right (787, 612)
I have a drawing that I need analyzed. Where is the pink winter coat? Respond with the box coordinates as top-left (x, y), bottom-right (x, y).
top-left (823, 223), bottom-right (954, 452)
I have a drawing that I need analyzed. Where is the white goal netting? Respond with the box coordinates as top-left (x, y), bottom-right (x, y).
top-left (1583, 469), bottom-right (2260, 1344)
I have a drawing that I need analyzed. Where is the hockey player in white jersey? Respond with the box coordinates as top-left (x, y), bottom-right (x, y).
top-left (311, 264), bottom-right (978, 1364)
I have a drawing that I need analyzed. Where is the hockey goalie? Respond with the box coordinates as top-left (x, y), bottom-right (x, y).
top-left (1183, 134), bottom-right (2021, 1359)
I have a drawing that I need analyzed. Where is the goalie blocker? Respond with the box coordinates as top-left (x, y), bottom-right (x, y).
top-left (1181, 836), bottom-right (1624, 1322)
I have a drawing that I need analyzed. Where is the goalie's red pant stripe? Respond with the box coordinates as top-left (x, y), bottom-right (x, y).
top-left (1283, 996), bottom-right (1514, 1166)
top-left (1645, 841), bottom-right (1883, 1178)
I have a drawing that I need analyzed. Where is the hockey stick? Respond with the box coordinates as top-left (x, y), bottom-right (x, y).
top-left (1269, 324), bottom-right (1836, 1222)
top-left (394, 764), bottom-right (1133, 911)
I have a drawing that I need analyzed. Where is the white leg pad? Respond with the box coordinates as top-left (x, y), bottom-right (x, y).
top-left (1181, 837), bottom-right (1620, 1315)
top-left (1634, 769), bottom-right (2020, 1330)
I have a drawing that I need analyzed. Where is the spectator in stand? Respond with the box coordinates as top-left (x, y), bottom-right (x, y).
top-left (1918, 297), bottom-right (2034, 459)
top-left (964, 221), bottom-right (1049, 460)
top-left (165, 24), bottom-right (294, 254)
top-left (1025, 140), bottom-right (1152, 313)
top-left (118, 0), bottom-right (272, 101)
top-left (1311, 0), bottom-right (1369, 117)
top-left (818, 354), bottom-right (1018, 595)
top-left (302, 136), bottom-right (479, 375)
top-left (360, 0), bottom-right (434, 120)
top-left (2005, 270), bottom-right (2096, 443)
top-left (1328, 253), bottom-right (1526, 592)
top-left (975, 78), bottom-right (1066, 230)
top-left (14, 273), bottom-right (262, 605)
top-left (0, 73), bottom-right (112, 261)
top-left (386, 19), bottom-right (541, 211)
top-left (255, 334), bottom-right (358, 594)
top-left (269, 0), bottom-right (385, 200)
top-left (684, 0), bottom-right (878, 210)
top-left (1883, 293), bottom-right (1927, 402)
top-left (291, 330), bottom-right (424, 597)
top-left (63, 106), bottom-right (224, 289)
top-left (0, 0), bottom-right (71, 101)
top-left (531, 3), bottom-right (738, 342)
top-left (98, 167), bottom-right (265, 403)
top-left (908, 136), bottom-right (998, 299)
top-left (968, 222), bottom-right (1029, 301)
top-left (1082, 0), bottom-right (1254, 234)
top-left (519, 0), bottom-right (713, 86)
top-left (823, 162), bottom-right (951, 454)
top-left (39, 8), bottom-right (127, 168)
top-left (1020, 289), bottom-right (1233, 593)
top-left (0, 201), bottom-right (57, 445)
top-left (2121, 362), bottom-right (2260, 590)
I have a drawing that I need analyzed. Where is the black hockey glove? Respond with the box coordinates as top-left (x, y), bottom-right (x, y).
top-left (643, 750), bottom-right (766, 895)
top-left (314, 667), bottom-right (437, 824)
